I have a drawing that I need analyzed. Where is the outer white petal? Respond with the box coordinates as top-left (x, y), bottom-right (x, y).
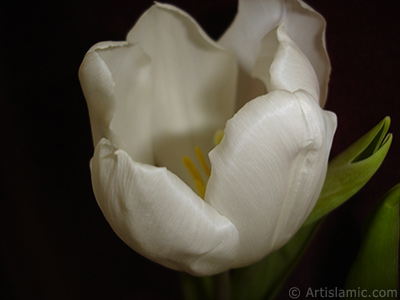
top-left (127, 3), bottom-right (237, 183)
top-left (219, 0), bottom-right (330, 106)
top-left (79, 42), bottom-right (154, 164)
top-left (205, 90), bottom-right (336, 267)
top-left (252, 24), bottom-right (320, 102)
top-left (91, 138), bottom-right (239, 276)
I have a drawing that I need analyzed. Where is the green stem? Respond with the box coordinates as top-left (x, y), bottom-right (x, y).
top-left (215, 271), bottom-right (230, 300)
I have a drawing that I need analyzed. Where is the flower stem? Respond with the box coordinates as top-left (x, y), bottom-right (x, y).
top-left (215, 271), bottom-right (230, 300)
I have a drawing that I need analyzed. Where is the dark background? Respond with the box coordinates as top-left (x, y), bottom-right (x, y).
top-left (1, 0), bottom-right (399, 299)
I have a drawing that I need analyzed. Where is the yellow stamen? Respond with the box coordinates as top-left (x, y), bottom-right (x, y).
top-left (214, 130), bottom-right (224, 146)
top-left (182, 156), bottom-right (206, 198)
top-left (195, 146), bottom-right (211, 177)
top-left (183, 130), bottom-right (223, 197)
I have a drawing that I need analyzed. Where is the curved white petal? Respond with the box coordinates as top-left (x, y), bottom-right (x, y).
top-left (219, 0), bottom-right (330, 106)
top-left (205, 90), bottom-right (336, 267)
top-left (79, 42), bottom-right (154, 164)
top-left (127, 3), bottom-right (237, 183)
top-left (91, 138), bottom-right (239, 276)
top-left (252, 24), bottom-right (320, 102)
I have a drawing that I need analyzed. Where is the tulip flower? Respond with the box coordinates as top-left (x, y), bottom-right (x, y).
top-left (79, 0), bottom-right (337, 276)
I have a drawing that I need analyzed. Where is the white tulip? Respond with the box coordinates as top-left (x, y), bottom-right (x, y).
top-left (79, 0), bottom-right (337, 276)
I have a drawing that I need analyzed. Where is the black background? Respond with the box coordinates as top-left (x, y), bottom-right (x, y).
top-left (1, 0), bottom-right (399, 299)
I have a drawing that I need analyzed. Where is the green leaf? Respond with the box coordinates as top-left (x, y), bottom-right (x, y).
top-left (231, 220), bottom-right (322, 300)
top-left (305, 117), bottom-right (392, 225)
top-left (346, 184), bottom-right (400, 299)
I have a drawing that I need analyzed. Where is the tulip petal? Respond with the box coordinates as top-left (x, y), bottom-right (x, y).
top-left (252, 24), bottom-right (320, 102)
top-left (91, 138), bottom-right (240, 276)
top-left (219, 0), bottom-right (330, 106)
top-left (79, 42), bottom-right (154, 164)
top-left (127, 3), bottom-right (237, 184)
top-left (205, 90), bottom-right (336, 267)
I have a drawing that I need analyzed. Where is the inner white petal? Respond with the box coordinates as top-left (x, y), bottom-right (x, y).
top-left (96, 44), bottom-right (154, 164)
top-left (126, 3), bottom-right (237, 187)
top-left (252, 24), bottom-right (320, 101)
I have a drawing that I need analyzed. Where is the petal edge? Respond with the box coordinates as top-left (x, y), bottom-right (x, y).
top-left (91, 138), bottom-right (240, 276)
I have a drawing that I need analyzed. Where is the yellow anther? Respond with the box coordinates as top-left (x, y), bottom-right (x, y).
top-left (195, 146), bottom-right (211, 177)
top-left (214, 130), bottom-right (224, 146)
top-left (183, 136), bottom-right (220, 197)
top-left (182, 156), bottom-right (206, 198)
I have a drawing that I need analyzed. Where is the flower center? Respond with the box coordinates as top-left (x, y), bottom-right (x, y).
top-left (182, 130), bottom-right (224, 198)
